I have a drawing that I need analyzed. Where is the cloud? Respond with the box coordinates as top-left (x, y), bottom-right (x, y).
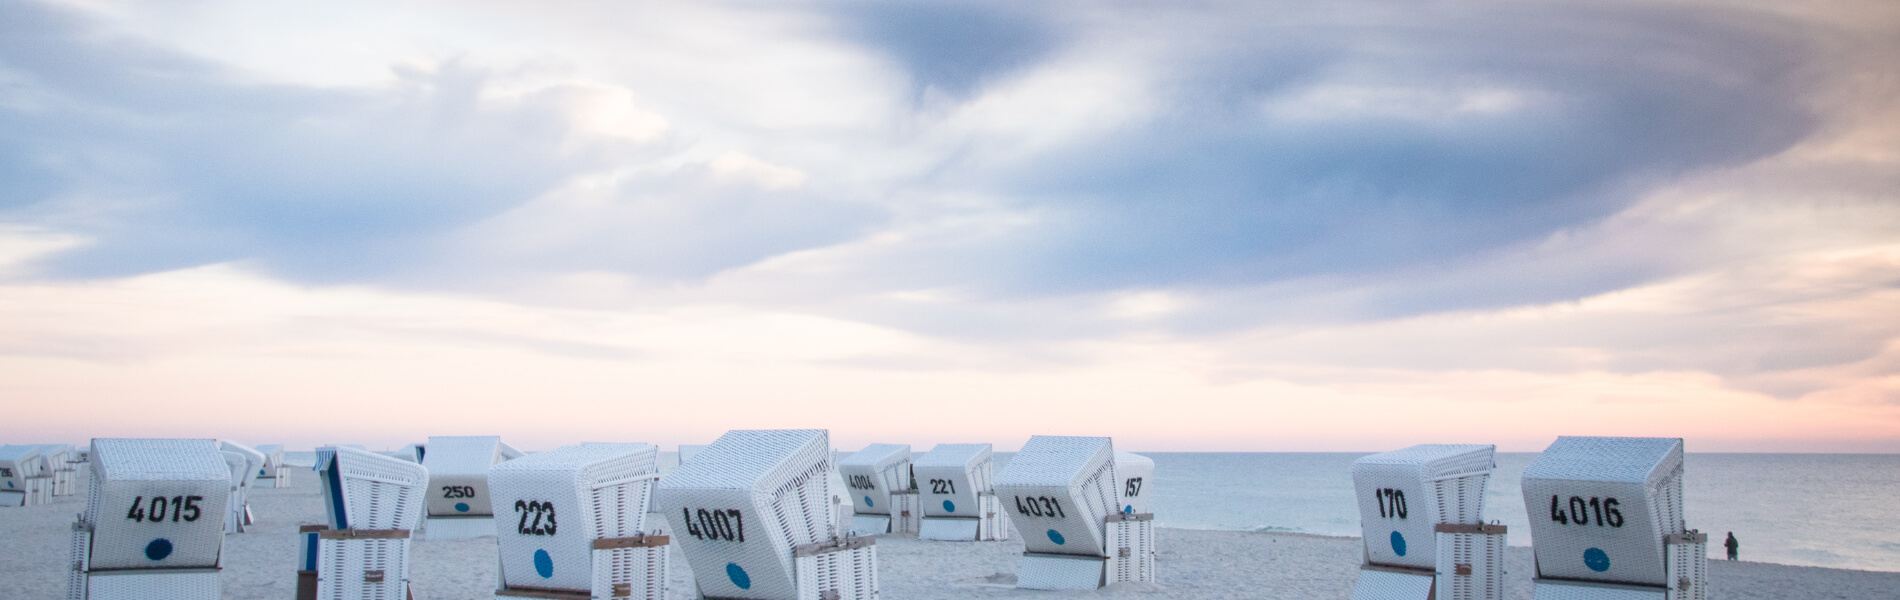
top-left (830, 0), bottom-right (1067, 102)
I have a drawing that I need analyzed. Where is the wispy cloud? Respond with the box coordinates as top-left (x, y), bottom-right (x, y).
top-left (0, 0), bottom-right (1895, 449)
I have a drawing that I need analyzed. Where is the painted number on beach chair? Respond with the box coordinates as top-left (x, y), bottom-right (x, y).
top-left (1549, 495), bottom-right (1623, 528)
top-left (1013, 496), bottom-right (1067, 518)
top-left (441, 485), bottom-right (478, 499)
top-left (1374, 488), bottom-right (1407, 519)
top-left (1124, 477), bottom-right (1143, 497)
top-left (0, 468), bottom-right (10, 477)
top-left (847, 474), bottom-right (878, 490)
top-left (682, 508), bottom-right (746, 542)
top-left (929, 479), bottom-right (957, 494)
top-left (513, 500), bottom-right (559, 535)
top-left (125, 495), bottom-right (204, 523)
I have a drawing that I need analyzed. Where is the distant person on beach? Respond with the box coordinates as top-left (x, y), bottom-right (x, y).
top-left (1726, 532), bottom-right (1739, 560)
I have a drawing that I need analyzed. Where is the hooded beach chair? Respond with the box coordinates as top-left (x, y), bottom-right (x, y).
top-left (912, 443), bottom-right (1008, 541)
top-left (1350, 444), bottom-right (1503, 600)
top-left (219, 441), bottom-right (265, 534)
top-left (40, 444), bottom-right (79, 496)
top-left (0, 444), bottom-right (50, 506)
top-left (420, 435), bottom-right (522, 539)
top-left (66, 438), bottom-right (230, 600)
top-left (491, 443), bottom-right (669, 600)
top-left (254, 444), bottom-right (289, 488)
top-left (995, 435), bottom-right (1153, 590)
top-left (310, 446), bottom-right (429, 600)
top-left (839, 444), bottom-right (911, 537)
top-left (1112, 452), bottom-right (1153, 516)
top-left (655, 429), bottom-right (879, 600)
top-left (1523, 437), bottom-right (1706, 600)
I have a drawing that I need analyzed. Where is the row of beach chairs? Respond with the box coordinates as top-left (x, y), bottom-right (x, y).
top-left (1350, 437), bottom-right (1707, 600)
top-left (0, 443), bottom-right (83, 506)
top-left (47, 433), bottom-right (1704, 600)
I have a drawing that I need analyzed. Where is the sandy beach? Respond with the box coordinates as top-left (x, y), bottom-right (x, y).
top-left (5, 469), bottom-right (1894, 600)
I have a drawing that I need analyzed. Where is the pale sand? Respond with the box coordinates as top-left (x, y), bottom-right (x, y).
top-left (4, 469), bottom-right (1894, 599)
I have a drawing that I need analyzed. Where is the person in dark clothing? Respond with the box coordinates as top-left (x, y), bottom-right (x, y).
top-left (1725, 531), bottom-right (1739, 560)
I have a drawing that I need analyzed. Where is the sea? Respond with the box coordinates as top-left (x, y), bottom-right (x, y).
top-left (289, 450), bottom-right (1900, 573)
top-left (1132, 453), bottom-right (1900, 573)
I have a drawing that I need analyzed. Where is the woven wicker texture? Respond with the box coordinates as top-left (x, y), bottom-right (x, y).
top-left (490, 443), bottom-right (660, 594)
top-left (421, 436), bottom-right (513, 518)
top-left (1112, 452), bottom-right (1154, 516)
top-left (1531, 580), bottom-right (1666, 600)
top-left (82, 569), bottom-right (221, 600)
top-left (321, 447), bottom-right (429, 531)
top-left (66, 522), bottom-right (89, 600)
top-left (1351, 569), bottom-right (1435, 600)
top-left (995, 436), bottom-right (1116, 557)
top-left (1523, 437), bottom-right (1684, 588)
top-left (912, 444), bottom-right (993, 519)
top-left (839, 444), bottom-right (909, 517)
top-left (794, 542), bottom-right (879, 600)
top-left (1107, 517), bottom-right (1155, 584)
top-left (1435, 530), bottom-right (1507, 600)
top-left (1664, 536), bottom-right (1707, 600)
top-left (316, 448), bottom-right (428, 600)
top-left (84, 439), bottom-right (230, 572)
top-left (655, 429), bottom-right (832, 600)
top-left (1353, 444), bottom-right (1495, 571)
top-left (1016, 554), bottom-right (1106, 591)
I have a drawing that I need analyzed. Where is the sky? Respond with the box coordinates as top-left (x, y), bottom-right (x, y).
top-left (1, 0), bottom-right (1896, 452)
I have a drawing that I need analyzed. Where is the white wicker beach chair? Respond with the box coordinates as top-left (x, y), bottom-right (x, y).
top-left (839, 444), bottom-right (911, 537)
top-left (36, 444), bottom-right (79, 496)
top-left (255, 444), bottom-right (289, 488)
top-left (1349, 444), bottom-right (1501, 600)
top-left (67, 438), bottom-right (230, 600)
top-left (314, 446), bottom-right (430, 600)
top-left (491, 443), bottom-right (668, 600)
top-left (220, 441), bottom-right (265, 534)
top-left (654, 429), bottom-right (879, 600)
top-left (1522, 437), bottom-right (1705, 600)
top-left (421, 436), bottom-right (522, 539)
top-left (1112, 452), bottom-right (1153, 516)
top-left (0, 444), bottom-right (45, 507)
top-left (995, 435), bottom-right (1150, 590)
top-left (912, 443), bottom-right (1008, 541)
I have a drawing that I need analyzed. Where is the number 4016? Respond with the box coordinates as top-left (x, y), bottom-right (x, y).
top-left (1550, 495), bottom-right (1624, 528)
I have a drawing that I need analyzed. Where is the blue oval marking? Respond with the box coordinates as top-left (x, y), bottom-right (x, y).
top-left (942, 500), bottom-right (956, 513)
top-left (533, 549), bottom-right (554, 578)
top-left (1584, 547), bottom-right (1610, 572)
top-left (454, 502), bottom-right (470, 512)
top-left (864, 496), bottom-right (874, 508)
top-left (726, 563), bottom-right (751, 589)
top-left (1123, 505), bottom-right (1134, 514)
top-left (5, 481), bottom-right (12, 488)
top-left (145, 538), bottom-right (174, 561)
top-left (1390, 531), bottom-right (1407, 557)
top-left (1047, 529), bottom-right (1066, 545)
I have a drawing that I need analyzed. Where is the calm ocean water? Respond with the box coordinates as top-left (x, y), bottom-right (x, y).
top-left (1132, 452), bottom-right (1900, 573)
top-left (289, 450), bottom-right (1899, 572)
